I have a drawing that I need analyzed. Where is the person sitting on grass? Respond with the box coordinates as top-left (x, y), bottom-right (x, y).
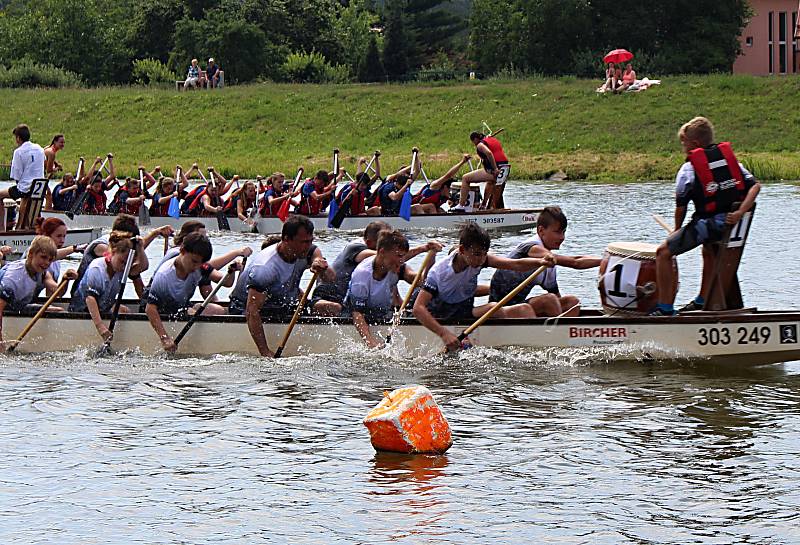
top-left (413, 223), bottom-right (555, 352)
top-left (618, 63), bottom-right (636, 93)
top-left (0, 236), bottom-right (77, 352)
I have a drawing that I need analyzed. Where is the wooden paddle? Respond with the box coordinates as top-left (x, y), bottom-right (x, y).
top-left (6, 277), bottom-right (70, 353)
top-left (653, 214), bottom-right (672, 233)
top-left (96, 244), bottom-right (138, 356)
top-left (273, 270), bottom-right (320, 358)
top-left (385, 249), bottom-right (436, 344)
top-left (173, 259), bottom-right (244, 348)
top-left (163, 233), bottom-right (170, 256)
top-left (450, 264), bottom-right (549, 351)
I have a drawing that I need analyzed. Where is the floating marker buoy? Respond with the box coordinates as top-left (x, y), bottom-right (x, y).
top-left (363, 385), bottom-right (452, 454)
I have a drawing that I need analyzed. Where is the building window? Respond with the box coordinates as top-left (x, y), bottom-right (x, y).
top-left (746, 36), bottom-right (753, 47)
top-left (780, 12), bottom-right (787, 73)
top-left (768, 11), bottom-right (774, 74)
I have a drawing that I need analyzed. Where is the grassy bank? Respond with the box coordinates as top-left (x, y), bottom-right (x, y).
top-left (2, 74), bottom-right (800, 181)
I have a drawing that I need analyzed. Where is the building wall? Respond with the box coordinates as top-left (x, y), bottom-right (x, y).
top-left (734, 0), bottom-right (799, 75)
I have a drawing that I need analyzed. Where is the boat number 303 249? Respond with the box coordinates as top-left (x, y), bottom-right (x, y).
top-left (697, 326), bottom-right (772, 346)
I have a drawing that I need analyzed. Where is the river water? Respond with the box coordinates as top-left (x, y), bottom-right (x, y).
top-left (1, 181), bottom-right (799, 544)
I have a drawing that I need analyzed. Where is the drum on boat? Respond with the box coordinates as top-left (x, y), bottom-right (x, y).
top-left (598, 241), bottom-right (678, 315)
top-left (449, 183), bottom-right (482, 212)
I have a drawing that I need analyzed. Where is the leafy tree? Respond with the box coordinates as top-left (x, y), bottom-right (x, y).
top-left (358, 33), bottom-right (385, 82)
top-left (382, 0), bottom-right (409, 79)
top-left (405, 0), bottom-right (467, 68)
top-left (127, 0), bottom-right (185, 63)
top-left (335, 0), bottom-right (379, 75)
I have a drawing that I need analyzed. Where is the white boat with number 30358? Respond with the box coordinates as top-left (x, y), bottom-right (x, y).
top-left (42, 209), bottom-right (541, 234)
top-left (2, 308), bottom-right (799, 366)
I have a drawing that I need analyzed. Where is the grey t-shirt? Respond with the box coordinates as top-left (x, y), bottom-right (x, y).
top-left (0, 259), bottom-right (45, 311)
top-left (69, 256), bottom-right (124, 313)
top-left (314, 240), bottom-right (368, 303)
top-left (146, 256), bottom-right (213, 315)
top-left (489, 234), bottom-right (558, 304)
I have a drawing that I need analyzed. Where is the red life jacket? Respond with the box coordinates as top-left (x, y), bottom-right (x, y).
top-left (83, 190), bottom-right (107, 214)
top-left (412, 184), bottom-right (447, 207)
top-left (687, 142), bottom-right (746, 216)
top-left (186, 188), bottom-right (208, 216)
top-left (298, 180), bottom-right (327, 216)
top-left (260, 188), bottom-right (285, 216)
top-left (336, 183), bottom-right (366, 215)
top-left (481, 136), bottom-right (508, 164)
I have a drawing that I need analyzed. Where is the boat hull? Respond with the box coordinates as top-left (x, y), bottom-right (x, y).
top-left (0, 227), bottom-right (103, 257)
top-left (42, 209), bottom-right (540, 234)
top-left (4, 309), bottom-right (800, 366)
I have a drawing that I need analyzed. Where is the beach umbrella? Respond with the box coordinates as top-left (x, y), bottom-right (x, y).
top-left (603, 49), bottom-right (633, 64)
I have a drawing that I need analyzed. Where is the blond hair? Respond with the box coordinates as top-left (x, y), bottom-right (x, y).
top-left (108, 230), bottom-right (135, 254)
top-left (28, 235), bottom-right (57, 261)
top-left (678, 117), bottom-right (715, 147)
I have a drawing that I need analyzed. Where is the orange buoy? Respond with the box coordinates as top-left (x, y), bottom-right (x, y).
top-left (363, 385), bottom-right (452, 454)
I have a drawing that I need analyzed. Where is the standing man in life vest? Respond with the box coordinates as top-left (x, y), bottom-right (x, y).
top-left (650, 116), bottom-right (760, 316)
top-left (1, 124), bottom-right (46, 230)
top-left (455, 131), bottom-right (510, 212)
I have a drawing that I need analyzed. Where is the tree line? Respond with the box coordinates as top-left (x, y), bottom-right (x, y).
top-left (0, 0), bottom-right (751, 87)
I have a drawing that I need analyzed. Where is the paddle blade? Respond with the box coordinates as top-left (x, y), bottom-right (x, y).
top-left (139, 202), bottom-right (151, 225)
top-left (331, 197), bottom-right (350, 228)
top-left (327, 197), bottom-right (339, 228)
top-left (277, 199), bottom-right (290, 222)
top-left (400, 188), bottom-right (412, 221)
top-left (95, 340), bottom-right (113, 358)
top-left (217, 210), bottom-right (230, 231)
top-left (168, 196), bottom-right (180, 219)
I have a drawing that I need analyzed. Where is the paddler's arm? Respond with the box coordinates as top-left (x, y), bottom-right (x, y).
top-left (412, 290), bottom-right (460, 351)
top-left (130, 237), bottom-right (148, 277)
top-left (144, 167), bottom-right (160, 190)
top-left (372, 154), bottom-right (381, 181)
top-left (406, 241), bottom-right (442, 260)
top-left (86, 295), bottom-right (111, 341)
top-left (208, 263), bottom-right (239, 287)
top-left (146, 303), bottom-right (176, 353)
top-left (476, 142), bottom-right (498, 175)
top-left (431, 155), bottom-right (470, 190)
top-left (311, 248), bottom-right (335, 283)
top-left (246, 289), bottom-right (273, 357)
top-left (352, 310), bottom-right (382, 349)
top-left (726, 182), bottom-right (761, 225)
top-left (475, 284), bottom-right (490, 297)
top-left (389, 179), bottom-right (412, 201)
top-left (673, 206), bottom-right (687, 232)
top-left (143, 226), bottom-right (174, 249)
top-left (208, 246), bottom-right (252, 270)
top-left (487, 253), bottom-right (555, 271)
top-left (528, 245), bottom-right (600, 269)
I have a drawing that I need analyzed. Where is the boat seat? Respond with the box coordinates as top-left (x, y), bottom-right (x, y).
top-left (703, 203), bottom-right (755, 312)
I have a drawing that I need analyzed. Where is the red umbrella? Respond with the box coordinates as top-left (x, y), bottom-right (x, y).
top-left (603, 49), bottom-right (633, 64)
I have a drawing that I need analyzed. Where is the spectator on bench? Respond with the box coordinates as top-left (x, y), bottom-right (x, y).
top-left (206, 58), bottom-right (224, 88)
top-left (184, 59), bottom-right (206, 90)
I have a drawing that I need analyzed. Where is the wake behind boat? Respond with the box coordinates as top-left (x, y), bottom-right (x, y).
top-left (42, 208), bottom-right (541, 234)
top-left (2, 305), bottom-right (799, 366)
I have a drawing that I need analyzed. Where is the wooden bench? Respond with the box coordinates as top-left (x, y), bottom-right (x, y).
top-left (176, 71), bottom-right (225, 91)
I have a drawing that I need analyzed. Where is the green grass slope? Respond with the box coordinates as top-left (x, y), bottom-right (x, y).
top-left (2, 74), bottom-right (799, 181)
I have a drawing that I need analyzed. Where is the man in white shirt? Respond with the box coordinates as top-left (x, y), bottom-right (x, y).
top-left (2, 124), bottom-right (46, 229)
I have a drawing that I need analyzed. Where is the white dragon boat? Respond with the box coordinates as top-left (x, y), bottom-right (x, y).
top-left (42, 208), bottom-right (541, 234)
top-left (3, 307), bottom-right (799, 366)
top-left (0, 227), bottom-right (102, 257)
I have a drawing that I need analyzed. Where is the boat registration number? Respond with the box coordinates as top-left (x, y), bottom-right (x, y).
top-left (697, 326), bottom-right (771, 346)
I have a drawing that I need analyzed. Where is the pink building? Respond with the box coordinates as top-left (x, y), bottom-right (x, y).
top-left (733, 0), bottom-right (799, 74)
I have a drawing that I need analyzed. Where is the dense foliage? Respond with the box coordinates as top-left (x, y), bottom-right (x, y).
top-left (0, 0), bottom-right (752, 86)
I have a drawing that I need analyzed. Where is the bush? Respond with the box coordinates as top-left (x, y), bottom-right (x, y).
top-left (280, 51), bottom-right (350, 83)
top-left (132, 58), bottom-right (177, 85)
top-left (0, 59), bottom-right (83, 88)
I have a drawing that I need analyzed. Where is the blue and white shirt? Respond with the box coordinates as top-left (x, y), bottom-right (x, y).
top-left (69, 257), bottom-right (124, 313)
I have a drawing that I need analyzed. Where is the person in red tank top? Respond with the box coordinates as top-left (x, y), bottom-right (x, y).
top-left (455, 131), bottom-right (511, 212)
